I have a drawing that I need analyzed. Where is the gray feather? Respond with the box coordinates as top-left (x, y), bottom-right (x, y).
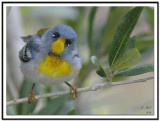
top-left (19, 45), bottom-right (31, 62)
top-left (21, 35), bottom-right (32, 42)
top-left (19, 35), bottom-right (40, 62)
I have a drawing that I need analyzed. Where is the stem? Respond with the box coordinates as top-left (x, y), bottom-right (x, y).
top-left (107, 68), bottom-right (112, 83)
top-left (7, 76), bottom-right (153, 106)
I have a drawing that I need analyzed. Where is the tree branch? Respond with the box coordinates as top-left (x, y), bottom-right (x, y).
top-left (7, 76), bottom-right (153, 106)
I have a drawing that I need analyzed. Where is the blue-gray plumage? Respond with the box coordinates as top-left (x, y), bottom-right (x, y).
top-left (19, 24), bottom-right (81, 86)
top-left (19, 35), bottom-right (40, 62)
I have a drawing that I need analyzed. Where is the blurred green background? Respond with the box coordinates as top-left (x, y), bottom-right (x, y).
top-left (7, 6), bottom-right (154, 115)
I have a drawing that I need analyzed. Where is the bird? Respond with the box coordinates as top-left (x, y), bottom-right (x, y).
top-left (19, 24), bottom-right (81, 103)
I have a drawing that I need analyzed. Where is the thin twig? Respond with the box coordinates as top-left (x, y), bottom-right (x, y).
top-left (7, 76), bottom-right (153, 106)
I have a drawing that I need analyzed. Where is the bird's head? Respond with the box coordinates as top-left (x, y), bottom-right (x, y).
top-left (40, 24), bottom-right (77, 58)
top-left (21, 24), bottom-right (79, 62)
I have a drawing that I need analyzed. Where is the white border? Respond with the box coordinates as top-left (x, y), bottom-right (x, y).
top-left (3, 2), bottom-right (158, 119)
top-left (3, 3), bottom-right (7, 120)
top-left (153, 3), bottom-right (158, 119)
top-left (3, 3), bottom-right (158, 7)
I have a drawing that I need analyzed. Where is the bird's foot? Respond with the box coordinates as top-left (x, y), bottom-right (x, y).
top-left (28, 83), bottom-right (36, 103)
top-left (65, 81), bottom-right (77, 100)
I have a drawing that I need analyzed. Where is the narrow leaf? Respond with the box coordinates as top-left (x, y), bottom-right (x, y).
top-left (136, 41), bottom-right (154, 51)
top-left (57, 100), bottom-right (74, 114)
top-left (96, 66), bottom-right (107, 77)
top-left (38, 95), bottom-right (72, 115)
top-left (121, 35), bottom-right (136, 56)
top-left (108, 7), bottom-right (143, 67)
top-left (113, 64), bottom-right (154, 77)
top-left (136, 33), bottom-right (154, 41)
top-left (101, 7), bottom-right (131, 50)
top-left (112, 48), bottom-right (141, 71)
top-left (67, 109), bottom-right (76, 115)
top-left (7, 106), bottom-right (17, 115)
top-left (135, 33), bottom-right (154, 51)
top-left (91, 56), bottom-right (107, 77)
top-left (88, 7), bottom-right (97, 55)
top-left (126, 35), bottom-right (136, 49)
top-left (143, 7), bottom-right (154, 30)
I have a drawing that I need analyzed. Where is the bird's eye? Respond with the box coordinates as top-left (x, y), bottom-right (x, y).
top-left (53, 32), bottom-right (60, 38)
top-left (66, 39), bottom-right (72, 46)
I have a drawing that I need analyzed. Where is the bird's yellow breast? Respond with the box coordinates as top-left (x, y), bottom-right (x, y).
top-left (37, 55), bottom-right (72, 77)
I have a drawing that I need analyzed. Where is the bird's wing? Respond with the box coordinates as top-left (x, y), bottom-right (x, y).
top-left (19, 44), bottom-right (31, 62)
top-left (19, 35), bottom-right (40, 62)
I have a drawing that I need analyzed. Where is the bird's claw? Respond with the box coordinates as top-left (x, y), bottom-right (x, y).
top-left (28, 83), bottom-right (36, 103)
top-left (65, 81), bottom-right (77, 100)
top-left (28, 90), bottom-right (36, 103)
top-left (70, 86), bottom-right (77, 100)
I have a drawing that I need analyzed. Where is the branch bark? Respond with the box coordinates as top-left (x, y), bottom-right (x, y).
top-left (7, 76), bottom-right (153, 106)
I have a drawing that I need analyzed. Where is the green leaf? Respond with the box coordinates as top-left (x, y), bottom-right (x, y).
top-left (143, 7), bottom-right (154, 30)
top-left (137, 33), bottom-right (154, 41)
top-left (7, 105), bottom-right (17, 115)
top-left (77, 62), bottom-right (91, 86)
top-left (126, 35), bottom-right (136, 49)
top-left (136, 41), bottom-right (154, 51)
top-left (135, 33), bottom-right (154, 51)
top-left (38, 95), bottom-right (73, 115)
top-left (113, 64), bottom-right (154, 77)
top-left (67, 109), bottom-right (76, 115)
top-left (101, 7), bottom-right (131, 51)
top-left (91, 56), bottom-right (107, 77)
top-left (108, 7), bottom-right (143, 67)
top-left (112, 48), bottom-right (141, 71)
top-left (56, 100), bottom-right (74, 114)
top-left (88, 7), bottom-right (97, 55)
top-left (96, 66), bottom-right (107, 77)
top-left (17, 80), bottom-right (40, 114)
top-left (121, 35), bottom-right (136, 56)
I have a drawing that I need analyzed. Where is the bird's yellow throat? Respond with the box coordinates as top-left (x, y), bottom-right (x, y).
top-left (37, 37), bottom-right (72, 77)
top-left (51, 37), bottom-right (65, 54)
top-left (37, 55), bottom-right (72, 77)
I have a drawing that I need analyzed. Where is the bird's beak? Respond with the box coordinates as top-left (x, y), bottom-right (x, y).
top-left (51, 37), bottom-right (65, 54)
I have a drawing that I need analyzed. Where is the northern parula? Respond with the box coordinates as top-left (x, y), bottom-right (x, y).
top-left (19, 24), bottom-right (81, 103)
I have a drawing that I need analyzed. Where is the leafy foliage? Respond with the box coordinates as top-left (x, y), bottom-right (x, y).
top-left (108, 7), bottom-right (143, 67)
top-left (91, 7), bottom-right (153, 83)
top-left (113, 64), bottom-right (154, 77)
top-left (101, 7), bottom-right (131, 52)
top-left (135, 33), bottom-right (154, 51)
top-left (91, 56), bottom-right (107, 77)
top-left (112, 48), bottom-right (141, 71)
top-left (122, 35), bottom-right (136, 55)
top-left (88, 7), bottom-right (97, 56)
top-left (143, 7), bottom-right (154, 30)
